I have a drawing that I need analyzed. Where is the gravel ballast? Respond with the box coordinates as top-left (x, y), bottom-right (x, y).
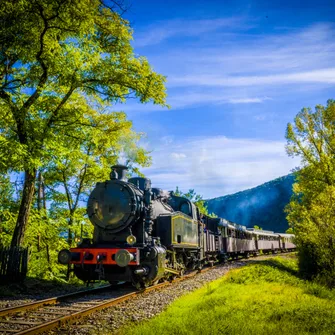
top-left (46, 261), bottom-right (248, 335)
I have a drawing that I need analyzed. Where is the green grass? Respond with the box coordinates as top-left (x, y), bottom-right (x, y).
top-left (114, 256), bottom-right (335, 335)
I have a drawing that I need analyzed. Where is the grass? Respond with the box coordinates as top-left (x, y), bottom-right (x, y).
top-left (114, 256), bottom-right (335, 335)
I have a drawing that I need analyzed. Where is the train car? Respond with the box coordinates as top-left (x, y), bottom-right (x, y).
top-left (220, 220), bottom-right (256, 259)
top-left (201, 215), bottom-right (225, 264)
top-left (247, 229), bottom-right (280, 254)
top-left (278, 233), bottom-right (296, 251)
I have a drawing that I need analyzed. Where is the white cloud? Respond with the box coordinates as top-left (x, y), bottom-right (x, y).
top-left (160, 136), bottom-right (174, 145)
top-left (125, 23), bottom-right (335, 112)
top-left (170, 152), bottom-right (187, 160)
top-left (254, 114), bottom-right (267, 121)
top-left (117, 93), bottom-right (273, 113)
top-left (168, 68), bottom-right (335, 87)
top-left (140, 136), bottom-right (300, 198)
top-left (226, 97), bottom-right (272, 104)
top-left (154, 23), bottom-right (335, 77)
top-left (134, 17), bottom-right (248, 47)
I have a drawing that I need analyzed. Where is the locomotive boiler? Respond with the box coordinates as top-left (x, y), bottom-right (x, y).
top-left (58, 165), bottom-right (201, 288)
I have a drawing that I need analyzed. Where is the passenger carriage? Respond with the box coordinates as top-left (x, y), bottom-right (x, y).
top-left (218, 219), bottom-right (256, 259)
top-left (247, 228), bottom-right (280, 254)
top-left (278, 233), bottom-right (296, 251)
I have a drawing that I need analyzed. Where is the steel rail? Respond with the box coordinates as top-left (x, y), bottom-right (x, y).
top-left (0, 268), bottom-right (206, 335)
top-left (0, 284), bottom-right (112, 318)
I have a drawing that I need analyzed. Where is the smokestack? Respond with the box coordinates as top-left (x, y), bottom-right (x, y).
top-left (110, 164), bottom-right (128, 181)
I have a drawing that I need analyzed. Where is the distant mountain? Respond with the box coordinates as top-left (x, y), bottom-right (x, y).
top-left (206, 174), bottom-right (295, 233)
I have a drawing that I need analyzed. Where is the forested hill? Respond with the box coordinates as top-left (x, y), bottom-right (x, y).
top-left (206, 174), bottom-right (295, 232)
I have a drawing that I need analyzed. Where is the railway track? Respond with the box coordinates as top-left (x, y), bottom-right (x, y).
top-left (0, 253), bottom-right (288, 335)
top-left (0, 284), bottom-right (134, 335)
top-left (0, 269), bottom-right (205, 335)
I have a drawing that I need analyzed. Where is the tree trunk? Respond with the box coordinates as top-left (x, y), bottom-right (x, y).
top-left (10, 169), bottom-right (37, 247)
top-left (68, 215), bottom-right (74, 246)
top-left (37, 171), bottom-right (43, 211)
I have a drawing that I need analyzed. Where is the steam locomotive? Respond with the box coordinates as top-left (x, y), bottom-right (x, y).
top-left (58, 165), bottom-right (295, 288)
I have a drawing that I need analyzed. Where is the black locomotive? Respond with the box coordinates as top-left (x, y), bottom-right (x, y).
top-left (58, 164), bottom-right (295, 288)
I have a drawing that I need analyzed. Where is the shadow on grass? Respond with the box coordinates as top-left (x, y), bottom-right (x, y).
top-left (245, 258), bottom-right (335, 300)
top-left (0, 276), bottom-right (87, 300)
top-left (247, 258), bottom-right (301, 279)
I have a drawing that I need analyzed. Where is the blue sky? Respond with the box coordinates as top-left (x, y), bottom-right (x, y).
top-left (118, 0), bottom-right (335, 198)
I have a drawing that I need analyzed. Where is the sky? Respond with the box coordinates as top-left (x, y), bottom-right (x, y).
top-left (117, 0), bottom-right (335, 199)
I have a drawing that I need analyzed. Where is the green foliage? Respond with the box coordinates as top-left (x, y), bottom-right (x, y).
top-left (24, 210), bottom-right (69, 280)
top-left (0, 205), bottom-right (68, 279)
top-left (0, 0), bottom-right (167, 247)
top-left (253, 225), bottom-right (262, 230)
top-left (286, 99), bottom-right (335, 286)
top-left (0, 174), bottom-right (18, 247)
top-left (115, 257), bottom-right (335, 335)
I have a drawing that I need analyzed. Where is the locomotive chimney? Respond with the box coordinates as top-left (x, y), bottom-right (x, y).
top-left (110, 164), bottom-right (128, 181)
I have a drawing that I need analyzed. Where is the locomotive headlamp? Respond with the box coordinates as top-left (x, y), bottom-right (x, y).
top-left (115, 249), bottom-right (134, 267)
top-left (126, 234), bottom-right (136, 245)
top-left (74, 236), bottom-right (83, 245)
top-left (58, 249), bottom-right (72, 264)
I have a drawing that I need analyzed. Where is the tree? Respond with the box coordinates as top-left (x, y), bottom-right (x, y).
top-left (285, 99), bottom-right (335, 285)
top-left (0, 0), bottom-right (167, 247)
top-left (0, 174), bottom-right (18, 247)
top-left (43, 110), bottom-right (151, 246)
top-left (285, 227), bottom-right (294, 234)
top-left (175, 187), bottom-right (216, 216)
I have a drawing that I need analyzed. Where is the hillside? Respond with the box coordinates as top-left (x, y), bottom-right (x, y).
top-left (206, 174), bottom-right (295, 232)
